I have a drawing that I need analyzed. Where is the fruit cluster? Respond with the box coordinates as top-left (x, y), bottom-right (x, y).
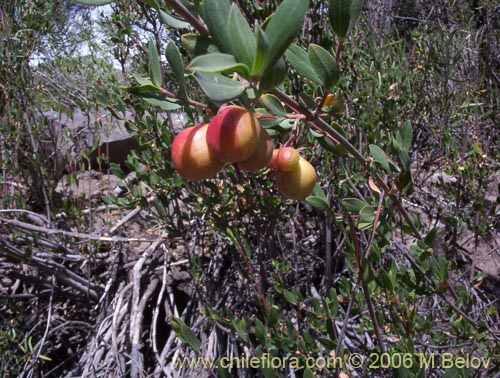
top-left (171, 105), bottom-right (317, 200)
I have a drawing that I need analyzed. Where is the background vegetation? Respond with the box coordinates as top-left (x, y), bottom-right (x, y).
top-left (1, 0), bottom-right (499, 377)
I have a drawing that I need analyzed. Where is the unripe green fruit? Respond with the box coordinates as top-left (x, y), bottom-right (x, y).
top-left (206, 105), bottom-right (261, 163)
top-left (171, 124), bottom-right (224, 181)
top-left (277, 147), bottom-right (300, 172)
top-left (276, 157), bottom-right (317, 200)
top-left (237, 129), bottom-right (274, 172)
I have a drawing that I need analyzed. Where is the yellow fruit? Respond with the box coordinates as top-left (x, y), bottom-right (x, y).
top-left (276, 157), bottom-right (317, 200)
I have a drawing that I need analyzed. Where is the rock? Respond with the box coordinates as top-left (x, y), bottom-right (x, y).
top-left (37, 108), bottom-right (140, 175)
top-left (428, 171), bottom-right (458, 186)
top-left (55, 170), bottom-right (121, 199)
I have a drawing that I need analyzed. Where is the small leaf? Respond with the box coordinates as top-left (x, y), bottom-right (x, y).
top-left (277, 118), bottom-right (295, 131)
top-left (259, 57), bottom-right (286, 92)
top-left (310, 124), bottom-right (347, 157)
top-left (143, 96), bottom-right (183, 111)
top-left (312, 183), bottom-right (327, 199)
top-left (181, 34), bottom-right (219, 58)
top-left (37, 354), bottom-right (52, 362)
top-left (159, 10), bottom-right (190, 29)
top-left (369, 144), bottom-right (400, 173)
top-left (260, 94), bottom-right (286, 117)
top-left (228, 3), bottom-right (256, 72)
top-left (263, 0), bottom-right (308, 73)
top-left (328, 0), bottom-right (351, 40)
top-left (285, 44), bottom-right (322, 84)
top-left (399, 149), bottom-right (411, 171)
top-left (123, 84), bottom-right (162, 95)
top-left (283, 288), bottom-right (299, 305)
top-left (171, 317), bottom-right (200, 352)
top-left (231, 317), bottom-right (248, 342)
top-left (306, 196), bottom-right (332, 213)
top-left (194, 72), bottom-right (245, 102)
top-left (308, 44), bottom-right (339, 90)
top-left (349, 0), bottom-right (365, 31)
top-left (166, 42), bottom-right (188, 100)
top-left (252, 24), bottom-right (270, 75)
top-left (75, 0), bottom-right (113, 5)
top-left (148, 39), bottom-right (162, 87)
top-left (202, 0), bottom-right (233, 54)
top-left (398, 120), bottom-right (412, 152)
top-left (368, 177), bottom-right (381, 195)
top-left (341, 198), bottom-right (367, 213)
top-left (359, 205), bottom-right (375, 223)
top-left (303, 368), bottom-right (315, 378)
top-left (189, 53), bottom-right (250, 78)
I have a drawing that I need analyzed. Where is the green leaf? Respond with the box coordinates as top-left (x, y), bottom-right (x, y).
top-left (349, 0), bottom-right (365, 31)
top-left (231, 317), bottom-right (248, 342)
top-left (369, 144), bottom-right (400, 173)
top-left (398, 120), bottom-right (412, 152)
top-left (75, 0), bottom-right (113, 5)
top-left (285, 44), bottom-right (322, 84)
top-left (228, 3), bottom-right (256, 72)
top-left (202, 0), bottom-right (233, 54)
top-left (399, 149), bottom-right (411, 171)
top-left (318, 337), bottom-right (336, 350)
top-left (148, 39), bottom-right (162, 87)
top-left (312, 183), bottom-right (327, 199)
top-left (328, 0), bottom-right (351, 40)
top-left (341, 198), bottom-right (366, 213)
top-left (308, 44), bottom-right (339, 90)
top-left (359, 205), bottom-right (375, 223)
top-left (276, 118), bottom-right (295, 131)
top-left (310, 126), bottom-right (347, 157)
top-left (284, 288), bottom-right (300, 305)
top-left (123, 84), bottom-right (162, 95)
top-left (252, 24), bottom-right (270, 76)
top-left (215, 366), bottom-right (232, 378)
top-left (181, 34), bottom-right (219, 58)
top-left (303, 368), bottom-right (315, 378)
top-left (306, 196), bottom-right (332, 213)
top-left (260, 94), bottom-right (286, 117)
top-left (171, 317), bottom-right (200, 353)
top-left (159, 10), bottom-right (190, 29)
top-left (143, 96), bottom-right (183, 111)
top-left (132, 75), bottom-right (154, 86)
top-left (166, 42), bottom-right (188, 100)
top-left (194, 72), bottom-right (245, 102)
top-left (259, 57), bottom-right (286, 92)
top-left (263, 0), bottom-right (308, 73)
top-left (189, 53), bottom-right (250, 78)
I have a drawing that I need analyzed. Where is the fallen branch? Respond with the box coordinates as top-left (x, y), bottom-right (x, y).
top-left (1, 217), bottom-right (166, 243)
top-left (0, 237), bottom-right (101, 301)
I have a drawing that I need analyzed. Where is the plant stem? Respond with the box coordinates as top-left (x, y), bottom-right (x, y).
top-left (347, 216), bottom-right (386, 354)
top-left (164, 0), bottom-right (210, 36)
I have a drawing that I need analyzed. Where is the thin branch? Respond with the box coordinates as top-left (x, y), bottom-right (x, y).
top-left (164, 0), bottom-right (210, 36)
top-left (0, 237), bottom-right (101, 301)
top-left (1, 217), bottom-right (166, 243)
top-left (347, 216), bottom-right (386, 354)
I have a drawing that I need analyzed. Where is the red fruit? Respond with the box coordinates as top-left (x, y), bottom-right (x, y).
top-left (277, 147), bottom-right (300, 172)
top-left (267, 148), bottom-right (280, 170)
top-left (171, 124), bottom-right (224, 181)
top-left (237, 129), bottom-right (274, 172)
top-left (206, 105), bottom-right (261, 163)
